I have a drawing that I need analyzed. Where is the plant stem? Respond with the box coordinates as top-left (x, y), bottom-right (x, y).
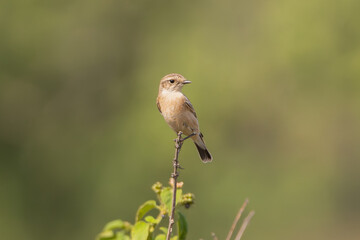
top-left (166, 131), bottom-right (183, 240)
top-left (166, 132), bottom-right (196, 240)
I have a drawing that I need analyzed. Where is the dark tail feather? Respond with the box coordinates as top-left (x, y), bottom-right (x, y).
top-left (195, 143), bottom-right (212, 163)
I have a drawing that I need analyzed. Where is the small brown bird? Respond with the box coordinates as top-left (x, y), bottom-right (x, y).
top-left (156, 73), bottom-right (212, 162)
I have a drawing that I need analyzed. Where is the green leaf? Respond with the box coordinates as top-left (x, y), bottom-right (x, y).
top-left (131, 221), bottom-right (150, 240)
top-left (160, 187), bottom-right (172, 213)
top-left (97, 219), bottom-right (132, 240)
top-left (115, 231), bottom-right (130, 240)
top-left (160, 187), bottom-right (183, 214)
top-left (171, 236), bottom-right (178, 240)
top-left (144, 215), bottom-right (158, 224)
top-left (123, 221), bottom-right (133, 232)
top-left (159, 227), bottom-right (168, 234)
top-left (97, 230), bottom-right (115, 240)
top-left (136, 200), bottom-right (157, 222)
top-left (154, 234), bottom-right (166, 240)
top-left (176, 189), bottom-right (183, 206)
top-left (103, 219), bottom-right (124, 231)
top-left (177, 212), bottom-right (188, 240)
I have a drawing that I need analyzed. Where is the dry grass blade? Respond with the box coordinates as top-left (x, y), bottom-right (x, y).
top-left (234, 210), bottom-right (255, 240)
top-left (225, 198), bottom-right (249, 240)
top-left (211, 232), bottom-right (219, 240)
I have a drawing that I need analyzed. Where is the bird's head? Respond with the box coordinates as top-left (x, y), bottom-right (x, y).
top-left (159, 73), bottom-right (191, 92)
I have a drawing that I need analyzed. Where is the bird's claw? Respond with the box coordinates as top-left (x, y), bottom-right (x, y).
top-left (180, 133), bottom-right (196, 142)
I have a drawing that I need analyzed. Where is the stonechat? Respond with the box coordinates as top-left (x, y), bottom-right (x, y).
top-left (156, 73), bottom-right (212, 162)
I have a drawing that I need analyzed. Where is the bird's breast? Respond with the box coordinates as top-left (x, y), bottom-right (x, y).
top-left (160, 93), bottom-right (184, 119)
top-left (158, 91), bottom-right (199, 135)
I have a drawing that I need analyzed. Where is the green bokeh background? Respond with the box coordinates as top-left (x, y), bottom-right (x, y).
top-left (1, 1), bottom-right (360, 239)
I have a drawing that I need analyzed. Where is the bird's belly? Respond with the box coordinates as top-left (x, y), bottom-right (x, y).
top-left (162, 109), bottom-right (182, 131)
top-left (162, 110), bottom-right (198, 136)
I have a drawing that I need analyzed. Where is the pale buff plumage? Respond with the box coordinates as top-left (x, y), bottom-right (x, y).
top-left (156, 73), bottom-right (212, 162)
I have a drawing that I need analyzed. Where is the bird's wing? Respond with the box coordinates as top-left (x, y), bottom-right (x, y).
top-left (156, 97), bottom-right (162, 113)
top-left (184, 97), bottom-right (197, 118)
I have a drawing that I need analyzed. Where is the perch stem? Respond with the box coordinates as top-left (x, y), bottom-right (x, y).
top-left (166, 131), bottom-right (185, 240)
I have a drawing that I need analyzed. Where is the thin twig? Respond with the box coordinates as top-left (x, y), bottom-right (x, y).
top-left (226, 198), bottom-right (249, 240)
top-left (234, 211), bottom-right (255, 240)
top-left (166, 131), bottom-right (184, 240)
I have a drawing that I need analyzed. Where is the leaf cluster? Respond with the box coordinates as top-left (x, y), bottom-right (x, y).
top-left (96, 181), bottom-right (194, 240)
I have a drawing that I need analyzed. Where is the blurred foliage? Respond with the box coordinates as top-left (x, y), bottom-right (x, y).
top-left (96, 181), bottom-right (192, 240)
top-left (1, 0), bottom-right (360, 240)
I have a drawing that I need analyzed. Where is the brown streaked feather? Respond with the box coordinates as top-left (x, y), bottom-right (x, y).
top-left (184, 97), bottom-right (197, 118)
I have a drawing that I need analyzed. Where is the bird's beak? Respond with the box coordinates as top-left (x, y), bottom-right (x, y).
top-left (183, 80), bottom-right (192, 84)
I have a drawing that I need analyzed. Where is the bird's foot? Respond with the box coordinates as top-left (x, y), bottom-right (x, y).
top-left (180, 133), bottom-right (196, 142)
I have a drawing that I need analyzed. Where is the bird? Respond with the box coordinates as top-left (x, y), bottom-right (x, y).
top-left (156, 73), bottom-right (212, 162)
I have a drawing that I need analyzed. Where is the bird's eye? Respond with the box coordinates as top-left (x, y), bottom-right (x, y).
top-left (169, 79), bottom-right (175, 83)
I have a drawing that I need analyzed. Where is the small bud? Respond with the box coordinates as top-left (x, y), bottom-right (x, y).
top-left (181, 193), bottom-right (195, 208)
top-left (169, 178), bottom-right (184, 188)
top-left (152, 182), bottom-right (163, 194)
